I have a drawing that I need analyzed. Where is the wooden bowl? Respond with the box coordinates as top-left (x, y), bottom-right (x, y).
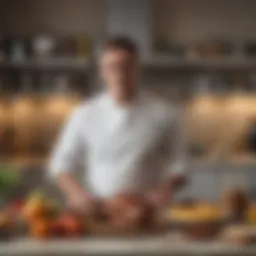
top-left (168, 203), bottom-right (225, 240)
top-left (179, 220), bottom-right (224, 240)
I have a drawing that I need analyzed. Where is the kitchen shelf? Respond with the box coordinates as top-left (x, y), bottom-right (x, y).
top-left (0, 157), bottom-right (47, 169)
top-left (142, 57), bottom-right (256, 72)
top-left (2, 57), bottom-right (256, 73)
top-left (0, 58), bottom-right (90, 73)
top-left (1, 155), bottom-right (256, 170)
top-left (193, 155), bottom-right (256, 166)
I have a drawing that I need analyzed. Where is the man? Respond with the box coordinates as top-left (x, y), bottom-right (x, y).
top-left (49, 37), bottom-right (187, 212)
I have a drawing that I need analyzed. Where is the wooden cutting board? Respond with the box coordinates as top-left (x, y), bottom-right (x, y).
top-left (220, 224), bottom-right (256, 245)
top-left (86, 219), bottom-right (168, 237)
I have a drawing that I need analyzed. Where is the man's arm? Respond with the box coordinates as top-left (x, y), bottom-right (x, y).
top-left (148, 109), bottom-right (188, 207)
top-left (56, 172), bottom-right (93, 212)
top-left (49, 108), bottom-right (94, 212)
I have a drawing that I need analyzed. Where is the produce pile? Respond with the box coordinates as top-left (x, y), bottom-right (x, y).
top-left (0, 191), bottom-right (158, 239)
top-left (0, 186), bottom-right (256, 244)
top-left (22, 192), bottom-right (85, 238)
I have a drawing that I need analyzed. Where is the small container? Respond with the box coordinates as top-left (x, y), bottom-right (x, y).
top-left (33, 35), bottom-right (55, 59)
top-left (223, 188), bottom-right (249, 223)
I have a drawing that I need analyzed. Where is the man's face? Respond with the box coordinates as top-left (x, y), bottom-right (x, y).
top-left (100, 49), bottom-right (139, 98)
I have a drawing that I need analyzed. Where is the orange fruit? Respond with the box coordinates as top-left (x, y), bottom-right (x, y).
top-left (30, 219), bottom-right (51, 239)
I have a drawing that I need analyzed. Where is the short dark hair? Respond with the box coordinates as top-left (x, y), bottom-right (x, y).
top-left (102, 36), bottom-right (138, 57)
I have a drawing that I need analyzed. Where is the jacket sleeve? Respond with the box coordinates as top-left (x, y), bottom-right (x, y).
top-left (48, 108), bottom-right (84, 177)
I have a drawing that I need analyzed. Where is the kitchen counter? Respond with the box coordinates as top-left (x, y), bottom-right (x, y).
top-left (0, 235), bottom-right (255, 255)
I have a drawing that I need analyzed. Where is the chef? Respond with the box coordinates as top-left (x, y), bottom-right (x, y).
top-left (49, 36), bottom-right (187, 212)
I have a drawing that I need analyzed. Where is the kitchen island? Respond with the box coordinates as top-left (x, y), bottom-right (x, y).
top-left (0, 235), bottom-right (255, 256)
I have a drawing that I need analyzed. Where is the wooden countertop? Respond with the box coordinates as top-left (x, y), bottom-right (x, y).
top-left (0, 235), bottom-right (255, 255)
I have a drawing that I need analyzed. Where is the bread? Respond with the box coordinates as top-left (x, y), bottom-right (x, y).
top-left (169, 203), bottom-right (222, 223)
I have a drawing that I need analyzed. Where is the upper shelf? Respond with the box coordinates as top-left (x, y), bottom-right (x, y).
top-left (142, 56), bottom-right (256, 72)
top-left (0, 58), bottom-right (90, 73)
top-left (1, 57), bottom-right (256, 73)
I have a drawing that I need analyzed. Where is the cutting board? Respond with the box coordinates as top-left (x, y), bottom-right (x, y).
top-left (86, 219), bottom-right (168, 237)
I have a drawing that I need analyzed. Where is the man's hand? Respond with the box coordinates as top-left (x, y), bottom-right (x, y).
top-left (56, 173), bottom-right (100, 215)
top-left (147, 186), bottom-right (171, 208)
top-left (147, 174), bottom-right (187, 208)
top-left (67, 191), bottom-right (98, 214)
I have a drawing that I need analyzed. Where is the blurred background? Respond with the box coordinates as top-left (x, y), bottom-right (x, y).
top-left (1, 0), bottom-right (256, 201)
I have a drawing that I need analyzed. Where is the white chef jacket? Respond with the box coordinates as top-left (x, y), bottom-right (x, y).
top-left (49, 92), bottom-right (187, 198)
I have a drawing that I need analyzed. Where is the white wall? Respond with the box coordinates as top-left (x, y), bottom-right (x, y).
top-left (154, 0), bottom-right (256, 44)
top-left (0, 0), bottom-right (106, 37)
